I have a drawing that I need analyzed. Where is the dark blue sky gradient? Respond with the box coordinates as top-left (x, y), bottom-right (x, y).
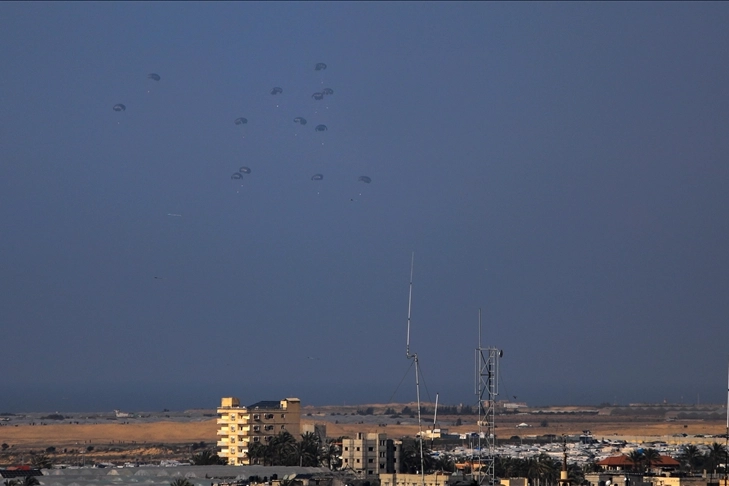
top-left (2, 2), bottom-right (729, 412)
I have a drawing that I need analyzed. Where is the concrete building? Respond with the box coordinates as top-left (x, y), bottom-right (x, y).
top-left (341, 432), bottom-right (400, 479)
top-left (217, 396), bottom-right (301, 465)
top-left (379, 472), bottom-right (451, 486)
top-left (302, 423), bottom-right (328, 444)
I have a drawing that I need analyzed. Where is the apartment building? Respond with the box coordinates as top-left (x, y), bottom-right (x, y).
top-left (341, 432), bottom-right (400, 479)
top-left (217, 396), bottom-right (301, 465)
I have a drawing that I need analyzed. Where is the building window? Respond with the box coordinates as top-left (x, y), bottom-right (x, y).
top-left (344, 459), bottom-right (348, 463)
top-left (356, 459), bottom-right (360, 463)
top-left (368, 447), bottom-right (373, 452)
top-left (281, 414), bottom-right (285, 418)
top-left (356, 447), bottom-right (360, 451)
top-left (344, 447), bottom-right (349, 451)
top-left (368, 459), bottom-right (373, 463)
top-left (380, 463), bottom-right (384, 469)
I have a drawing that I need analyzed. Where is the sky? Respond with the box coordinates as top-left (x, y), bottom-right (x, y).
top-left (2, 2), bottom-right (729, 413)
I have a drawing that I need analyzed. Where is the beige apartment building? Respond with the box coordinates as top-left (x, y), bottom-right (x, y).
top-left (379, 472), bottom-right (451, 486)
top-left (341, 432), bottom-right (400, 479)
top-left (217, 396), bottom-right (301, 465)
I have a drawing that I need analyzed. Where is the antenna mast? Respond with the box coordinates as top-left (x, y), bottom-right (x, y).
top-left (405, 252), bottom-right (425, 486)
top-left (724, 357), bottom-right (728, 486)
top-left (475, 308), bottom-right (502, 486)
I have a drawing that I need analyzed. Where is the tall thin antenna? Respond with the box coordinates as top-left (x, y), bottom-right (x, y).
top-left (725, 357), bottom-right (728, 486)
top-left (406, 251), bottom-right (415, 359)
top-left (431, 393), bottom-right (439, 450)
top-left (404, 252), bottom-right (425, 486)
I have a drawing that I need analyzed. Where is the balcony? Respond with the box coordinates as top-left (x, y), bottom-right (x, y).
top-left (216, 418), bottom-right (228, 425)
top-left (217, 440), bottom-right (228, 448)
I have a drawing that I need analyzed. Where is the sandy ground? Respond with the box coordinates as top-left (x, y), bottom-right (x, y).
top-left (0, 420), bottom-right (217, 447)
top-left (1, 416), bottom-right (726, 449)
top-left (1, 404), bottom-right (726, 454)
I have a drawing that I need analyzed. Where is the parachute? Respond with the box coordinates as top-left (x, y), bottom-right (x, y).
top-left (315, 63), bottom-right (327, 71)
top-left (147, 73), bottom-right (161, 81)
top-left (311, 174), bottom-right (324, 181)
top-left (231, 173), bottom-right (243, 180)
top-left (113, 104), bottom-right (126, 112)
top-left (315, 124), bottom-right (328, 132)
top-left (234, 117), bottom-right (248, 125)
top-left (293, 117), bottom-right (307, 125)
top-left (239, 167), bottom-right (251, 174)
top-left (358, 176), bottom-right (372, 184)
top-left (270, 87), bottom-right (283, 95)
top-left (322, 88), bottom-right (334, 95)
top-left (312, 92), bottom-right (324, 101)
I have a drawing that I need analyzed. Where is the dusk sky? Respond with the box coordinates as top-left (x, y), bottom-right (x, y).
top-left (2, 2), bottom-right (729, 413)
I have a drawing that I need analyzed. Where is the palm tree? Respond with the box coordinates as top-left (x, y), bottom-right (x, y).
top-left (706, 443), bottom-right (727, 478)
top-left (679, 444), bottom-right (702, 474)
top-left (246, 441), bottom-right (267, 465)
top-left (627, 450), bottom-right (645, 474)
top-left (191, 449), bottom-right (226, 465)
top-left (298, 432), bottom-right (320, 467)
top-left (170, 480), bottom-right (194, 486)
top-left (270, 431), bottom-right (297, 466)
top-left (567, 463), bottom-right (585, 486)
top-left (643, 448), bottom-right (661, 474)
top-left (525, 457), bottom-right (542, 486)
top-left (536, 453), bottom-right (558, 486)
top-left (21, 478), bottom-right (40, 486)
top-left (320, 438), bottom-right (341, 470)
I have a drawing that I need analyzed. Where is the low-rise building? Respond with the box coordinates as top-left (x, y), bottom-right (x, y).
top-left (379, 472), bottom-right (451, 486)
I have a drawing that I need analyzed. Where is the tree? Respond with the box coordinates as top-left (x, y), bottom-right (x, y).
top-left (679, 444), bottom-right (702, 474)
top-left (400, 438), bottom-right (434, 473)
top-left (269, 431), bottom-right (297, 466)
top-left (706, 443), bottom-right (727, 477)
top-left (320, 438), bottom-right (341, 470)
top-left (21, 478), bottom-right (40, 486)
top-left (536, 453), bottom-right (558, 486)
top-left (30, 453), bottom-right (52, 469)
top-left (170, 480), bottom-right (194, 486)
top-left (642, 448), bottom-right (661, 473)
top-left (627, 450), bottom-right (645, 473)
top-left (434, 454), bottom-right (456, 473)
top-left (297, 432), bottom-right (320, 467)
top-left (246, 442), bottom-right (267, 466)
top-left (191, 449), bottom-right (226, 465)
